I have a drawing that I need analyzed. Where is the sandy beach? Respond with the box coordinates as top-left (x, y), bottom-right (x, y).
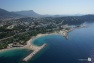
top-left (0, 25), bottom-right (87, 62)
top-left (0, 30), bottom-right (69, 52)
top-left (0, 25), bottom-right (86, 52)
top-left (0, 33), bottom-right (49, 52)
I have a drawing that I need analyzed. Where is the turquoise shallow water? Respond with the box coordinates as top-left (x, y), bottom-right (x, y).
top-left (32, 34), bottom-right (60, 46)
top-left (28, 23), bottom-right (94, 63)
top-left (0, 23), bottom-right (94, 63)
top-left (0, 48), bottom-right (31, 63)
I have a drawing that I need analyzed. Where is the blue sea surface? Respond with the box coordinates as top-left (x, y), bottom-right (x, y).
top-left (0, 49), bottom-right (31, 63)
top-left (0, 23), bottom-right (94, 63)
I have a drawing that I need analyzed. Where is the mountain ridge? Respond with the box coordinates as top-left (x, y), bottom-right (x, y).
top-left (0, 8), bottom-right (94, 19)
top-left (0, 8), bottom-right (23, 18)
top-left (13, 10), bottom-right (41, 17)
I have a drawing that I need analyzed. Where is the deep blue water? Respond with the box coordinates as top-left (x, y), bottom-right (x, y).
top-left (0, 23), bottom-right (94, 63)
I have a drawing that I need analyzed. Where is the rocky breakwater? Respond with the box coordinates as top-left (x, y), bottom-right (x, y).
top-left (22, 43), bottom-right (46, 62)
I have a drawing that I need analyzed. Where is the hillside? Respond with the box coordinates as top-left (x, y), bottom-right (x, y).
top-left (0, 8), bottom-right (22, 18)
top-left (13, 10), bottom-right (41, 17)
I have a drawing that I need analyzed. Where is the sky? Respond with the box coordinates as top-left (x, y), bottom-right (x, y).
top-left (0, 0), bottom-right (94, 15)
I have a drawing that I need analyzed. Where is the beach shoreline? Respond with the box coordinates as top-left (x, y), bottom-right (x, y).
top-left (0, 25), bottom-right (88, 62)
top-left (0, 25), bottom-right (67, 52)
top-left (0, 33), bottom-right (50, 52)
top-left (0, 25), bottom-right (87, 52)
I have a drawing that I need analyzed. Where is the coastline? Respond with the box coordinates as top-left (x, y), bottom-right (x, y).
top-left (0, 25), bottom-right (88, 62)
top-left (0, 25), bottom-right (87, 52)
top-left (0, 33), bottom-right (50, 52)
top-left (22, 33), bottom-right (49, 62)
top-left (0, 47), bottom-right (24, 52)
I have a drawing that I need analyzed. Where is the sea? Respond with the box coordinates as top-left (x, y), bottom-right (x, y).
top-left (0, 23), bottom-right (94, 63)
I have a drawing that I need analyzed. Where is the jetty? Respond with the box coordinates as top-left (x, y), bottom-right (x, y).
top-left (22, 44), bottom-right (46, 62)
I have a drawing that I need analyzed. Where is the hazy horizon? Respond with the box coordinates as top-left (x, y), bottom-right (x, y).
top-left (0, 0), bottom-right (94, 15)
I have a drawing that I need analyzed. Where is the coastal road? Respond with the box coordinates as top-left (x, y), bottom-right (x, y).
top-left (0, 31), bottom-right (31, 41)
